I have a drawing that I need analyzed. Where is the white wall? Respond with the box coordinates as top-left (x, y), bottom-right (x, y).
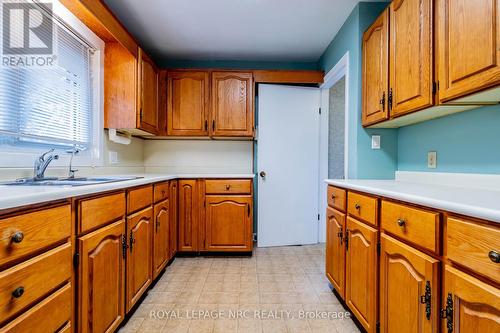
top-left (143, 140), bottom-right (253, 174)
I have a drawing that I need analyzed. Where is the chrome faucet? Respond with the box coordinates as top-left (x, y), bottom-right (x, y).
top-left (34, 149), bottom-right (59, 180)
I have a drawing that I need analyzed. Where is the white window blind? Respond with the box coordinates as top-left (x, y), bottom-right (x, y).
top-left (0, 10), bottom-right (94, 151)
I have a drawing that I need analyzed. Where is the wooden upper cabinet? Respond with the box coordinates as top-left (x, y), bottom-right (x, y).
top-left (442, 265), bottom-right (500, 332)
top-left (211, 72), bottom-right (254, 137)
top-left (138, 49), bottom-right (159, 134)
top-left (178, 180), bottom-right (199, 252)
top-left (379, 234), bottom-right (439, 333)
top-left (167, 71), bottom-right (209, 136)
top-left (345, 217), bottom-right (378, 333)
top-left (389, 0), bottom-right (433, 116)
top-left (362, 9), bottom-right (389, 126)
top-left (204, 195), bottom-right (253, 252)
top-left (437, 0), bottom-right (500, 102)
top-left (326, 207), bottom-right (346, 298)
top-left (78, 220), bottom-right (126, 333)
top-left (126, 207), bottom-right (153, 312)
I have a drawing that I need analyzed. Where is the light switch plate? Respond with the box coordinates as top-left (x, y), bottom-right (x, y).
top-left (371, 135), bottom-right (381, 149)
top-left (428, 151), bottom-right (437, 168)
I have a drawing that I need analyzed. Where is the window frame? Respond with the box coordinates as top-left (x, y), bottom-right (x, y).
top-left (0, 0), bottom-right (105, 168)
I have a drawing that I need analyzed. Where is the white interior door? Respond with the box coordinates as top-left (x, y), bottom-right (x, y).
top-left (257, 84), bottom-right (320, 247)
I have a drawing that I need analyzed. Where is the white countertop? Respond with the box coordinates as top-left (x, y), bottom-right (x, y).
top-left (0, 173), bottom-right (255, 211)
top-left (325, 179), bottom-right (500, 223)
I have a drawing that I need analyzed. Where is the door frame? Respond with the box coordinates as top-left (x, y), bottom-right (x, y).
top-left (318, 51), bottom-right (350, 243)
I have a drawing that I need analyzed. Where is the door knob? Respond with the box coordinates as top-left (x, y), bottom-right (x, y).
top-left (259, 171), bottom-right (266, 178)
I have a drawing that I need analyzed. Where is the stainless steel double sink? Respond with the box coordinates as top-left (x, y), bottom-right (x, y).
top-left (2, 176), bottom-right (143, 187)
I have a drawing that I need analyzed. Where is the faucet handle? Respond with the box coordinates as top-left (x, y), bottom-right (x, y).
top-left (39, 148), bottom-right (56, 161)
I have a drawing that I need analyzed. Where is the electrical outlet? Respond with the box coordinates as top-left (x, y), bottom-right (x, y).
top-left (109, 151), bottom-right (118, 164)
top-left (371, 135), bottom-right (381, 149)
top-left (428, 151), bottom-right (437, 168)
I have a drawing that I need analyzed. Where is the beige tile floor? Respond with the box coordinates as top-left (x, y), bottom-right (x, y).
top-left (119, 244), bottom-right (360, 333)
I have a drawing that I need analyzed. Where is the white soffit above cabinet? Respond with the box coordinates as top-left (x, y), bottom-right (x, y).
top-left (103, 0), bottom-right (384, 62)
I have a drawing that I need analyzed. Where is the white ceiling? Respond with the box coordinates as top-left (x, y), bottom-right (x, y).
top-left (103, 0), bottom-right (378, 62)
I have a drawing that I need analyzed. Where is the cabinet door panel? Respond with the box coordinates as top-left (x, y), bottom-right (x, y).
top-left (437, 0), bottom-right (500, 102)
top-left (178, 180), bottom-right (199, 252)
top-left (345, 217), bottom-right (378, 333)
top-left (126, 208), bottom-right (153, 312)
top-left (380, 234), bottom-right (439, 333)
top-left (138, 49), bottom-right (159, 134)
top-left (78, 220), bottom-right (126, 333)
top-left (326, 207), bottom-right (345, 298)
top-left (153, 200), bottom-right (169, 279)
top-left (167, 71), bottom-right (209, 136)
top-left (443, 265), bottom-right (500, 332)
top-left (205, 196), bottom-right (253, 251)
top-left (390, 0), bottom-right (433, 116)
top-left (211, 72), bottom-right (253, 137)
top-left (362, 9), bottom-right (389, 126)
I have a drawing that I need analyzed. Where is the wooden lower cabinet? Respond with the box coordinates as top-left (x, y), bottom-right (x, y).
top-left (153, 199), bottom-right (170, 279)
top-left (78, 220), bottom-right (126, 333)
top-left (126, 208), bottom-right (153, 312)
top-left (169, 181), bottom-right (178, 259)
top-left (345, 217), bottom-right (378, 333)
top-left (178, 180), bottom-right (199, 252)
top-left (442, 265), bottom-right (500, 333)
top-left (379, 234), bottom-right (439, 333)
top-left (204, 195), bottom-right (253, 251)
top-left (325, 207), bottom-right (345, 298)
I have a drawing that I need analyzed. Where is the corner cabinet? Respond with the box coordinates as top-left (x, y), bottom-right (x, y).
top-left (137, 49), bottom-right (159, 134)
top-left (204, 196), bottom-right (253, 251)
top-left (362, 8), bottom-right (389, 125)
top-left (167, 71), bottom-right (210, 136)
top-left (436, 0), bottom-right (500, 103)
top-left (78, 220), bottom-right (126, 333)
top-left (178, 180), bottom-right (200, 252)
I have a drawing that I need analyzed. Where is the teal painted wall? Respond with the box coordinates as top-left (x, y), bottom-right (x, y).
top-left (398, 105), bottom-right (500, 174)
top-left (318, 2), bottom-right (397, 179)
top-left (161, 59), bottom-right (318, 70)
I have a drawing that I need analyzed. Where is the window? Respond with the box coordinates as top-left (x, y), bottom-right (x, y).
top-left (0, 1), bottom-right (104, 166)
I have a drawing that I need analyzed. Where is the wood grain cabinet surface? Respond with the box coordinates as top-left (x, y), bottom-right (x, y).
top-left (137, 49), bottom-right (159, 134)
top-left (167, 71), bottom-right (210, 136)
top-left (126, 208), bottom-right (153, 312)
top-left (362, 9), bottom-right (389, 126)
top-left (379, 234), bottom-right (439, 333)
top-left (345, 216), bottom-right (378, 333)
top-left (153, 199), bottom-right (170, 279)
top-left (327, 186), bottom-right (346, 212)
top-left (178, 180), bottom-right (199, 252)
top-left (436, 0), bottom-right (500, 103)
top-left (169, 181), bottom-right (178, 259)
top-left (325, 207), bottom-right (346, 298)
top-left (204, 195), bottom-right (253, 252)
top-left (442, 265), bottom-right (500, 332)
top-left (78, 220), bottom-right (126, 333)
top-left (211, 72), bottom-right (254, 137)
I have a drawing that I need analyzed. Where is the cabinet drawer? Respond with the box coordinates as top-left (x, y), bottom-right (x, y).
top-left (79, 192), bottom-right (125, 234)
top-left (154, 182), bottom-right (169, 203)
top-left (0, 205), bottom-right (71, 268)
top-left (447, 217), bottom-right (500, 284)
top-left (0, 283), bottom-right (72, 333)
top-left (0, 242), bottom-right (72, 324)
top-left (381, 201), bottom-right (440, 253)
top-left (205, 179), bottom-right (252, 194)
top-left (327, 186), bottom-right (346, 212)
top-left (347, 192), bottom-right (378, 226)
top-left (127, 185), bottom-right (153, 214)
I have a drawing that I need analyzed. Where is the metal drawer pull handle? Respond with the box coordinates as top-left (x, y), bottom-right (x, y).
top-left (331, 194), bottom-right (336, 200)
top-left (488, 250), bottom-right (500, 263)
top-left (397, 219), bottom-right (406, 227)
top-left (11, 231), bottom-right (24, 243)
top-left (225, 185), bottom-right (231, 190)
top-left (12, 287), bottom-right (24, 298)
top-left (354, 203), bottom-right (361, 210)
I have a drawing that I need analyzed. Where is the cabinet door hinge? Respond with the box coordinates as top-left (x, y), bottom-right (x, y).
top-left (377, 242), bottom-right (381, 256)
top-left (317, 213), bottom-right (320, 221)
top-left (129, 231), bottom-right (134, 252)
top-left (73, 252), bottom-right (80, 267)
top-left (376, 321), bottom-right (380, 333)
top-left (345, 229), bottom-right (349, 250)
top-left (319, 107), bottom-right (321, 115)
top-left (441, 293), bottom-right (454, 333)
top-left (388, 88), bottom-right (393, 111)
top-left (420, 281), bottom-right (432, 320)
top-left (432, 81), bottom-right (440, 94)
